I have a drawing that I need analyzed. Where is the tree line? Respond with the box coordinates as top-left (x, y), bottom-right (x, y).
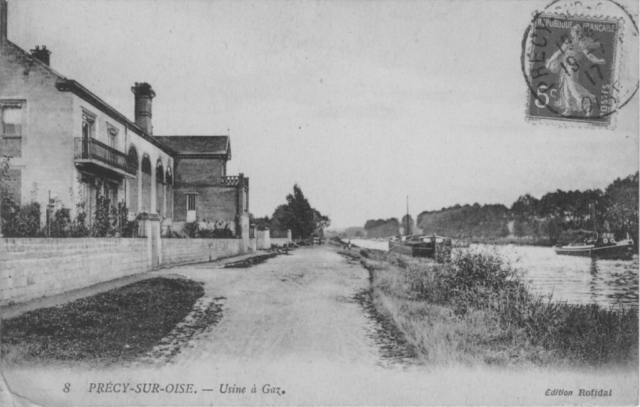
top-left (416, 172), bottom-right (638, 244)
top-left (364, 218), bottom-right (400, 238)
top-left (363, 172), bottom-right (638, 245)
top-left (507, 172), bottom-right (638, 243)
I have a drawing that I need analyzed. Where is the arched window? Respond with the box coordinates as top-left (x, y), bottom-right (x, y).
top-left (127, 145), bottom-right (139, 171)
top-left (166, 166), bottom-right (173, 185)
top-left (141, 154), bottom-right (151, 175)
top-left (127, 145), bottom-right (140, 212)
top-left (156, 160), bottom-right (164, 183)
top-left (141, 154), bottom-right (152, 212)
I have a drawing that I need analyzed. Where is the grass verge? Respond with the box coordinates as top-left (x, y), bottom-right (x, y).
top-left (342, 248), bottom-right (638, 369)
top-left (1, 277), bottom-right (204, 365)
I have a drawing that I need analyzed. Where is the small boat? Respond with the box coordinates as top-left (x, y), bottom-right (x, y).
top-left (553, 232), bottom-right (634, 260)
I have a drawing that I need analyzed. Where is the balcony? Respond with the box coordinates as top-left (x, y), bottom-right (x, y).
top-left (222, 175), bottom-right (249, 188)
top-left (74, 137), bottom-right (137, 178)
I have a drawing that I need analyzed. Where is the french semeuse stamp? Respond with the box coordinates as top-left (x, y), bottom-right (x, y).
top-left (526, 14), bottom-right (620, 126)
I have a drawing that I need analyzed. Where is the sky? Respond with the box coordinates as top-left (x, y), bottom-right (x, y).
top-left (8, 0), bottom-right (639, 229)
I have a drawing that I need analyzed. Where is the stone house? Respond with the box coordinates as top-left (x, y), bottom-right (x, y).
top-left (0, 0), bottom-right (250, 238)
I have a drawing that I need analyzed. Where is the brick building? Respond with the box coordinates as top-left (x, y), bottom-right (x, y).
top-left (155, 136), bottom-right (249, 235)
top-left (0, 0), bottom-right (250, 238)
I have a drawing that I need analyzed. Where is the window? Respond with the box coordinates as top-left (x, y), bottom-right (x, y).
top-left (82, 110), bottom-right (96, 139)
top-left (141, 154), bottom-right (152, 175)
top-left (107, 123), bottom-right (118, 149)
top-left (1, 102), bottom-right (23, 136)
top-left (166, 166), bottom-right (173, 185)
top-left (186, 194), bottom-right (197, 222)
top-left (187, 194), bottom-right (196, 211)
top-left (82, 121), bottom-right (91, 139)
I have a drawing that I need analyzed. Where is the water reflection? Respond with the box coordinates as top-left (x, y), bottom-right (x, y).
top-left (475, 245), bottom-right (639, 310)
top-left (350, 239), bottom-right (639, 309)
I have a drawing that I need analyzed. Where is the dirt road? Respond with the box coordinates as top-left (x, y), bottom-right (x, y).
top-left (166, 246), bottom-right (382, 368)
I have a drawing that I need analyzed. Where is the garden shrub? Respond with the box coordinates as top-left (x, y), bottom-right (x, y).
top-left (91, 189), bottom-right (115, 237)
top-left (199, 225), bottom-right (233, 238)
top-left (1, 197), bottom-right (42, 237)
top-left (183, 222), bottom-right (199, 238)
top-left (181, 222), bottom-right (234, 239)
top-left (49, 207), bottom-right (72, 237)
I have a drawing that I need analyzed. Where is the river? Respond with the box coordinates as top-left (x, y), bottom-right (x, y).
top-left (349, 239), bottom-right (639, 309)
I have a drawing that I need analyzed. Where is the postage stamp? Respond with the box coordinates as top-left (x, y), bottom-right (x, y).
top-left (525, 14), bottom-right (621, 125)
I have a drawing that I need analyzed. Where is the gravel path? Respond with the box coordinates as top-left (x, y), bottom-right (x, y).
top-left (163, 246), bottom-right (381, 368)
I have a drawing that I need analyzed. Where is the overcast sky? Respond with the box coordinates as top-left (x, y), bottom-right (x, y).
top-left (9, 0), bottom-right (639, 228)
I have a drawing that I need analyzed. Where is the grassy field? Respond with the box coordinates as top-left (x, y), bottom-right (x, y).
top-left (342, 248), bottom-right (638, 369)
top-left (1, 277), bottom-right (205, 365)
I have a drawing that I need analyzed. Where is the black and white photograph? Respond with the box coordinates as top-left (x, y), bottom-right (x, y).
top-left (0, 0), bottom-right (638, 405)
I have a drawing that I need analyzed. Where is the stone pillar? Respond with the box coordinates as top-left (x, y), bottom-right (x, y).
top-left (137, 212), bottom-right (162, 270)
top-left (249, 224), bottom-right (257, 252)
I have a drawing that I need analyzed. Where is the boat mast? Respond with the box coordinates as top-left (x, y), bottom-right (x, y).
top-left (406, 195), bottom-right (411, 236)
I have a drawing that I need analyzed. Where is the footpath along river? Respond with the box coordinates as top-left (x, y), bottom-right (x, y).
top-left (350, 239), bottom-right (639, 309)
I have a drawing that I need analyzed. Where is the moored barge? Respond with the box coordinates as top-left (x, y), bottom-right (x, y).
top-left (389, 234), bottom-right (452, 261)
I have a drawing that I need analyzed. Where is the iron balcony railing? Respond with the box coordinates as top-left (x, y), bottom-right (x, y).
top-left (74, 137), bottom-right (137, 175)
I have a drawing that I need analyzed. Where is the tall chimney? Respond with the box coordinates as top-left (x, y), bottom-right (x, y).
top-left (30, 45), bottom-right (51, 66)
top-left (131, 82), bottom-right (156, 135)
top-left (1, 0), bottom-right (8, 44)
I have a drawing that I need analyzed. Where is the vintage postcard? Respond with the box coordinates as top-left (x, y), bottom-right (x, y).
top-left (1, 0), bottom-right (638, 406)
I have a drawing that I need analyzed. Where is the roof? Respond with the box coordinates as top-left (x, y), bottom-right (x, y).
top-left (4, 40), bottom-right (176, 156)
top-left (56, 79), bottom-right (175, 156)
top-left (154, 136), bottom-right (231, 158)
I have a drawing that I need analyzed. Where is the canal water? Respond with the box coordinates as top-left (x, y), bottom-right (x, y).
top-left (349, 239), bottom-right (639, 309)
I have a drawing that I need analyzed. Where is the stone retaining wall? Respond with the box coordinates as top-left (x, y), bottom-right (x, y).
top-left (0, 237), bottom-right (245, 307)
top-left (162, 238), bottom-right (242, 267)
top-left (1, 238), bottom-right (150, 306)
